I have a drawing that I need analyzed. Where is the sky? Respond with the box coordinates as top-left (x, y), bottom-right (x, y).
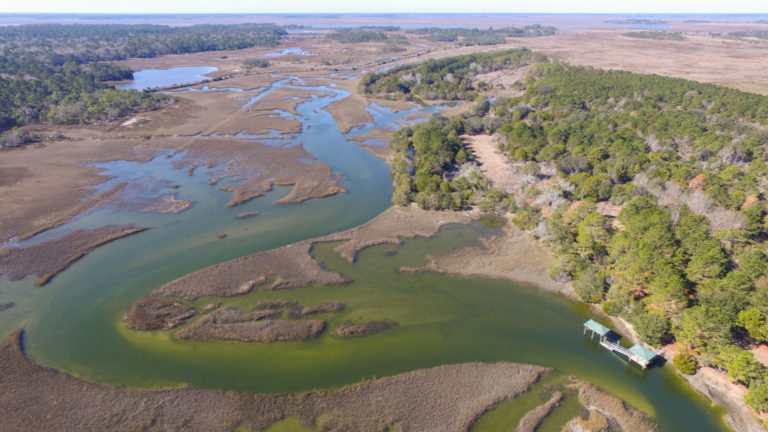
top-left (2, 0), bottom-right (768, 14)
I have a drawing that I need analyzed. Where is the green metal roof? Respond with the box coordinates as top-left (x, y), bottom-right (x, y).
top-left (629, 344), bottom-right (658, 362)
top-left (584, 319), bottom-right (611, 336)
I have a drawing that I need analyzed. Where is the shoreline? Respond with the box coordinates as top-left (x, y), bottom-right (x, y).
top-left (0, 328), bottom-right (552, 432)
top-left (0, 327), bottom-right (659, 432)
top-left (0, 225), bottom-right (148, 287)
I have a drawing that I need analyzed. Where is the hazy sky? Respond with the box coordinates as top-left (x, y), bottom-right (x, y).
top-left (2, 0), bottom-right (768, 14)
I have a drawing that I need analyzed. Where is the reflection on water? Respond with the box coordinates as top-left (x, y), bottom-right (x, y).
top-left (264, 48), bottom-right (315, 56)
top-left (116, 66), bottom-right (219, 90)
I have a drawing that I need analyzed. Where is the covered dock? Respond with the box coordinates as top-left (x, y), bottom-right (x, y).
top-left (583, 319), bottom-right (658, 369)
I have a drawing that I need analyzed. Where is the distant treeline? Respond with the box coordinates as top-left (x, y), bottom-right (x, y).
top-left (0, 23), bottom-right (287, 132)
top-left (606, 19), bottom-right (667, 25)
top-left (0, 23), bottom-right (286, 64)
top-left (623, 31), bottom-right (684, 41)
top-left (409, 25), bottom-right (556, 45)
top-left (326, 28), bottom-right (391, 44)
top-left (727, 30), bottom-right (768, 40)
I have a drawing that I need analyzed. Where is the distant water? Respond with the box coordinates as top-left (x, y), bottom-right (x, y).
top-left (264, 48), bottom-right (314, 56)
top-left (116, 66), bottom-right (218, 90)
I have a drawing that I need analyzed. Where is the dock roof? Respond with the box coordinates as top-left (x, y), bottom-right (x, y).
top-left (629, 344), bottom-right (658, 362)
top-left (584, 319), bottom-right (611, 336)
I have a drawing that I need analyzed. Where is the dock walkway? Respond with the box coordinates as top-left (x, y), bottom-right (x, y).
top-left (583, 319), bottom-right (658, 369)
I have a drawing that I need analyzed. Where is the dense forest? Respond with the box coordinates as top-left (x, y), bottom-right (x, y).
top-left (373, 50), bottom-right (768, 416)
top-left (409, 25), bottom-right (556, 45)
top-left (0, 23), bottom-right (286, 63)
top-left (0, 58), bottom-right (172, 134)
top-left (0, 23), bottom-right (287, 134)
top-left (360, 49), bottom-right (547, 101)
top-left (326, 28), bottom-right (390, 44)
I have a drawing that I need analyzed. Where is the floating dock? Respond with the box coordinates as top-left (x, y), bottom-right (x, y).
top-left (583, 319), bottom-right (658, 369)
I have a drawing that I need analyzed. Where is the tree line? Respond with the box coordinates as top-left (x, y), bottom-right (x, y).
top-left (409, 25), bottom-right (556, 46)
top-left (0, 23), bottom-right (287, 133)
top-left (360, 49), bottom-right (547, 101)
top-left (378, 49), bottom-right (768, 416)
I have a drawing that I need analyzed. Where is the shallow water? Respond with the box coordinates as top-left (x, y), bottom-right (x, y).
top-left (264, 48), bottom-right (314, 56)
top-left (0, 71), bottom-right (732, 431)
top-left (116, 66), bottom-right (219, 90)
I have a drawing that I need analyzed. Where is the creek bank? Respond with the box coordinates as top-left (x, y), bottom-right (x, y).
top-left (658, 345), bottom-right (766, 432)
top-left (515, 390), bottom-right (563, 432)
top-left (400, 221), bottom-right (574, 299)
top-left (127, 206), bottom-right (579, 346)
top-left (0, 329), bottom-right (549, 432)
top-left (564, 378), bottom-right (657, 431)
top-left (0, 225), bottom-right (148, 286)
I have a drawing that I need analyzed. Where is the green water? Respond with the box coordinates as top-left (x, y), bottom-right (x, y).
top-left (472, 374), bottom-right (568, 432)
top-left (261, 418), bottom-right (314, 432)
top-left (0, 75), bottom-right (732, 431)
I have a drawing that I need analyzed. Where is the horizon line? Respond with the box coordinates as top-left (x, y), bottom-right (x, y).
top-left (2, 12), bottom-right (768, 16)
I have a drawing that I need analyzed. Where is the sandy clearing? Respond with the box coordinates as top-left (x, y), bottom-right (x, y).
top-left (464, 134), bottom-right (520, 193)
top-left (0, 329), bottom-right (548, 432)
top-left (464, 134), bottom-right (571, 217)
top-left (751, 345), bottom-right (768, 368)
top-left (473, 66), bottom-right (528, 98)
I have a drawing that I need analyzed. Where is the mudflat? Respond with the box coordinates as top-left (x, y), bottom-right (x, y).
top-left (0, 226), bottom-right (147, 286)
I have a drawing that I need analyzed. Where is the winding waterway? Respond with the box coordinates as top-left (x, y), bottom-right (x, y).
top-left (0, 68), bottom-right (732, 431)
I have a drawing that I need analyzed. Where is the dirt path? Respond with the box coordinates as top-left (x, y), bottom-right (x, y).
top-left (464, 134), bottom-right (522, 194)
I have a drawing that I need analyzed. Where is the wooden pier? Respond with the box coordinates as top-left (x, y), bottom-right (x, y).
top-left (583, 319), bottom-right (657, 369)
